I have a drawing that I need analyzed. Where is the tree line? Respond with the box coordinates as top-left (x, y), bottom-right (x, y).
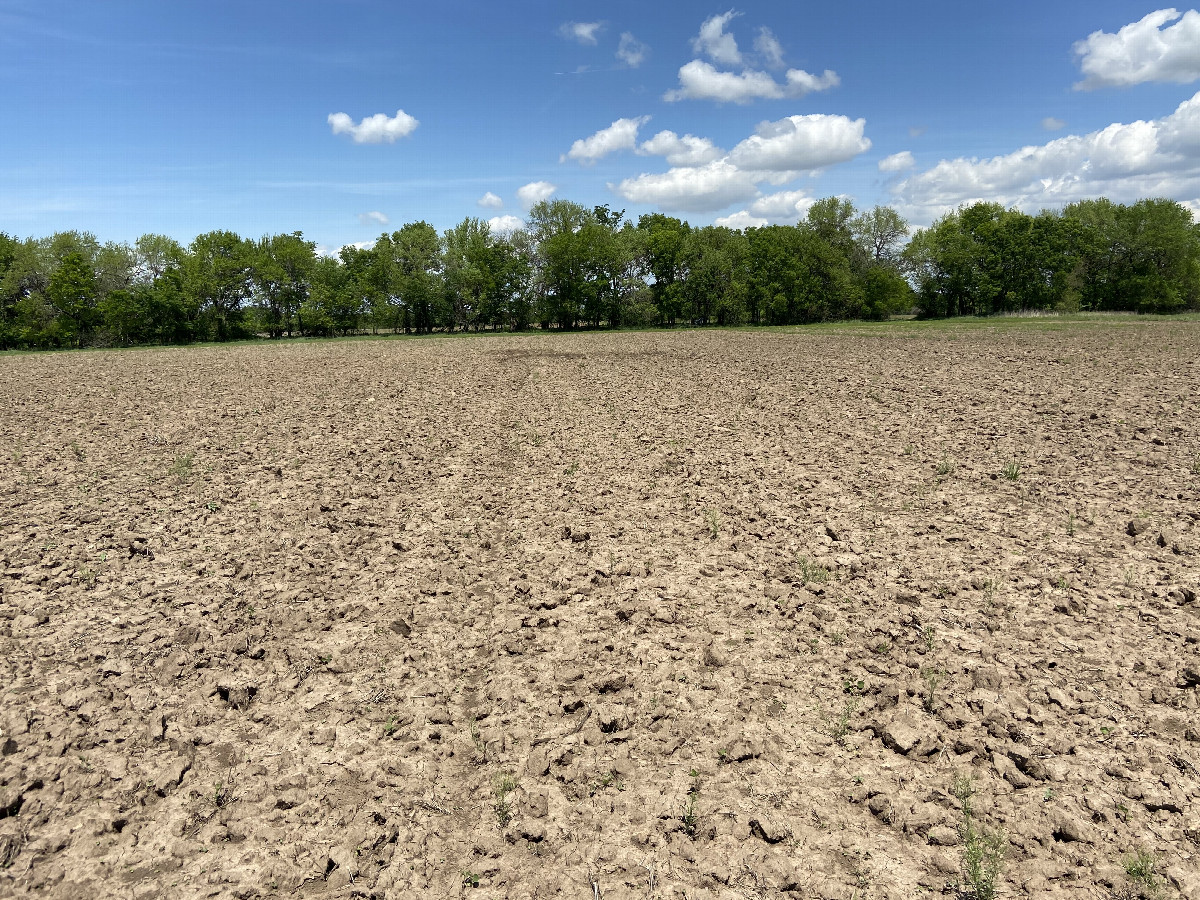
top-left (1, 196), bottom-right (1196, 350)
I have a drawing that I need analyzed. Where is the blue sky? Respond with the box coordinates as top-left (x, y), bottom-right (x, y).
top-left (2, 1), bottom-right (1199, 251)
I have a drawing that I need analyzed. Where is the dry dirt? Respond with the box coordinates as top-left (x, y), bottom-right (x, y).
top-left (1, 322), bottom-right (1198, 900)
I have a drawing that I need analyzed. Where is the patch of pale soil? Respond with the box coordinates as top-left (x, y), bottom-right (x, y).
top-left (0, 324), bottom-right (1198, 900)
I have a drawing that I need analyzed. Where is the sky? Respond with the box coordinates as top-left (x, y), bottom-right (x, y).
top-left (2, 1), bottom-right (1199, 252)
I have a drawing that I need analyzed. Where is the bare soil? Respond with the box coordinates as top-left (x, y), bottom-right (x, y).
top-left (1, 322), bottom-right (1198, 900)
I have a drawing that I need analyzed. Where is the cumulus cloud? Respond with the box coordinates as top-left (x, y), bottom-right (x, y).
top-left (612, 160), bottom-right (761, 212)
top-left (613, 114), bottom-right (870, 213)
top-left (750, 189), bottom-right (816, 220)
top-left (358, 211), bottom-right (389, 226)
top-left (328, 109), bottom-right (419, 144)
top-left (638, 130), bottom-right (725, 166)
top-left (878, 151), bottom-right (915, 172)
top-left (664, 59), bottom-right (838, 103)
top-left (729, 114), bottom-right (870, 172)
top-left (562, 116), bottom-right (650, 165)
top-left (716, 189), bottom-right (816, 229)
top-left (617, 32), bottom-right (648, 68)
top-left (754, 27), bottom-right (785, 68)
top-left (1074, 8), bottom-right (1200, 90)
top-left (693, 11), bottom-right (742, 65)
top-left (477, 192), bottom-right (504, 209)
top-left (893, 89), bottom-right (1200, 221)
top-left (714, 210), bottom-right (768, 229)
top-left (559, 21), bottom-right (603, 45)
top-left (516, 181), bottom-right (557, 208)
top-left (1041, 117), bottom-right (1067, 131)
top-left (487, 215), bottom-right (526, 234)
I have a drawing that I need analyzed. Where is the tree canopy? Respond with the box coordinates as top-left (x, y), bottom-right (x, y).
top-left (0, 195), bottom-right (1195, 350)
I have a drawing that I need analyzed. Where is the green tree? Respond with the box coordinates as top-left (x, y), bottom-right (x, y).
top-left (46, 250), bottom-right (100, 346)
top-left (442, 217), bottom-right (495, 331)
top-left (252, 232), bottom-right (316, 337)
top-left (678, 226), bottom-right (748, 325)
top-left (748, 225), bottom-right (862, 324)
top-left (852, 205), bottom-right (909, 266)
top-left (185, 231), bottom-right (254, 340)
top-left (636, 213), bottom-right (691, 325)
top-left (527, 199), bottom-right (593, 329)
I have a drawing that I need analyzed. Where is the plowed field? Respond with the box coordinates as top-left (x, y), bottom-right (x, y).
top-left (1, 321), bottom-right (1198, 899)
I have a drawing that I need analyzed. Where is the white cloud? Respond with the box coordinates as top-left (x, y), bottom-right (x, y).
top-left (909, 125), bottom-right (927, 138)
top-left (729, 114), bottom-right (870, 172)
top-left (693, 11), bottom-right (742, 65)
top-left (664, 59), bottom-right (838, 104)
top-left (562, 116), bottom-right (650, 165)
top-left (1041, 117), bottom-right (1067, 131)
top-left (617, 32), bottom-right (648, 68)
top-left (754, 27), bottom-right (785, 68)
top-left (487, 215), bottom-right (525, 234)
top-left (613, 114), bottom-right (869, 213)
top-left (611, 160), bottom-right (762, 212)
top-left (516, 181), bottom-right (557, 208)
top-left (878, 150), bottom-right (915, 172)
top-left (328, 109), bottom-right (419, 144)
top-left (358, 210), bottom-right (389, 226)
top-left (477, 192), bottom-right (504, 209)
top-left (714, 210), bottom-right (768, 229)
top-left (559, 21), bottom-right (603, 45)
top-left (1073, 8), bottom-right (1200, 89)
top-left (638, 130), bottom-right (725, 166)
top-left (750, 189), bottom-right (816, 220)
top-left (715, 189), bottom-right (816, 229)
top-left (893, 89), bottom-right (1200, 221)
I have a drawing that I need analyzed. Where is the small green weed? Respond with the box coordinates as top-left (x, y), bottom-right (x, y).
top-left (704, 507), bottom-right (721, 540)
top-left (936, 456), bottom-right (955, 477)
top-left (953, 775), bottom-right (1005, 900)
top-left (493, 773), bottom-right (517, 827)
top-left (922, 667), bottom-right (945, 713)
top-left (797, 556), bottom-right (829, 585)
top-left (168, 452), bottom-right (195, 480)
top-left (1002, 461), bottom-right (1020, 481)
top-left (682, 779), bottom-right (700, 838)
top-left (921, 625), bottom-right (937, 653)
top-left (1121, 848), bottom-right (1160, 894)
top-left (461, 869), bottom-right (480, 888)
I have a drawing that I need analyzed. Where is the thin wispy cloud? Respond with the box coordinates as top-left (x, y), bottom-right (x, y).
top-left (617, 32), bottom-right (648, 68)
top-left (558, 21), bottom-right (603, 45)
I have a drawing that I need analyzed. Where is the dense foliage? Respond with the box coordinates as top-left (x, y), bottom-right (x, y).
top-left (1, 196), bottom-right (1196, 349)
top-left (904, 199), bottom-right (1200, 317)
